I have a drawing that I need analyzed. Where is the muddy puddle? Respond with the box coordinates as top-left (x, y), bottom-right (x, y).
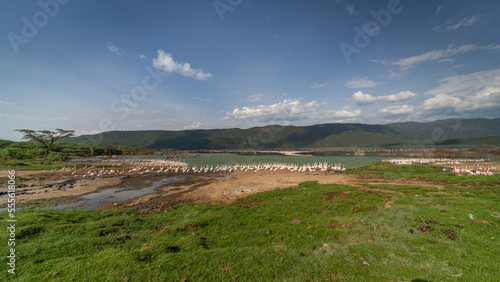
top-left (46, 175), bottom-right (191, 210)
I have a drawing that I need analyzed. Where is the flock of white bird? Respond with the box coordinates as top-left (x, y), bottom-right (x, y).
top-left (384, 158), bottom-right (495, 176)
top-left (51, 159), bottom-right (346, 179)
top-left (50, 157), bottom-right (497, 179)
top-left (190, 162), bottom-right (345, 173)
top-left (384, 158), bottom-right (488, 165)
top-left (450, 167), bottom-right (494, 176)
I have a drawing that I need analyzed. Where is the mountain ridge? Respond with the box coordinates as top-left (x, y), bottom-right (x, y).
top-left (60, 117), bottom-right (500, 150)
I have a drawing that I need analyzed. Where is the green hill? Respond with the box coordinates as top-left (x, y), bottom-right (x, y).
top-left (59, 117), bottom-right (500, 150)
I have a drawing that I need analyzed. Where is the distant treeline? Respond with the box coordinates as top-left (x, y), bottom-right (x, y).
top-left (0, 140), bottom-right (154, 161)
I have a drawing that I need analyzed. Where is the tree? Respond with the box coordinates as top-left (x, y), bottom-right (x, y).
top-left (15, 129), bottom-right (75, 157)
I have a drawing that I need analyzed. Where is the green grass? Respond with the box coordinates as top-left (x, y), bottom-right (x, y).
top-left (1, 166), bottom-right (499, 280)
top-left (0, 161), bottom-right (121, 171)
top-left (0, 160), bottom-right (67, 170)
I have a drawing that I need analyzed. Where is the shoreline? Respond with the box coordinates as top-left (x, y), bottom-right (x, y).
top-left (1, 160), bottom-right (497, 212)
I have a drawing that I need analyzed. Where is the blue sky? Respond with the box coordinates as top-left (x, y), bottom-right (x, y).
top-left (1, 0), bottom-right (499, 141)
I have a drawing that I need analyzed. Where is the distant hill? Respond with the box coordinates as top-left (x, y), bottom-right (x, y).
top-left (60, 117), bottom-right (500, 150)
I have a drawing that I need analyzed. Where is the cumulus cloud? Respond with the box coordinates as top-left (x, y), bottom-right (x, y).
top-left (246, 94), bottom-right (265, 102)
top-left (311, 82), bottom-right (328, 89)
top-left (371, 44), bottom-right (500, 69)
top-left (225, 98), bottom-right (361, 123)
top-left (352, 91), bottom-right (377, 105)
top-left (106, 42), bottom-right (124, 56)
top-left (345, 77), bottom-right (381, 88)
top-left (152, 50), bottom-right (212, 80)
top-left (416, 68), bottom-right (500, 119)
top-left (353, 90), bottom-right (418, 105)
top-left (332, 109), bottom-right (361, 118)
top-left (422, 94), bottom-right (462, 111)
top-left (139, 54), bottom-right (146, 59)
top-left (379, 105), bottom-right (414, 115)
top-left (227, 99), bottom-right (317, 121)
top-left (422, 88), bottom-right (500, 112)
top-left (183, 121), bottom-right (202, 130)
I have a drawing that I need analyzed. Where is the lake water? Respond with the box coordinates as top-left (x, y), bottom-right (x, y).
top-left (47, 175), bottom-right (189, 210)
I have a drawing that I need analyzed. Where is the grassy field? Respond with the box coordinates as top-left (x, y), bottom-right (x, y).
top-left (1, 165), bottom-right (499, 281)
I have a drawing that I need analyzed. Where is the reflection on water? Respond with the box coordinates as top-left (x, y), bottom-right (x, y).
top-left (48, 175), bottom-right (189, 210)
top-left (0, 192), bottom-right (18, 199)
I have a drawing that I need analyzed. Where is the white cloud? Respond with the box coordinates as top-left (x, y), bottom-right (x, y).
top-left (445, 15), bottom-right (479, 31)
top-left (438, 58), bottom-right (455, 63)
top-left (345, 77), bottom-right (381, 88)
top-left (311, 82), bottom-right (328, 89)
top-left (449, 65), bottom-right (464, 71)
top-left (423, 88), bottom-right (500, 112)
top-left (246, 94), bottom-right (265, 102)
top-left (353, 91), bottom-right (377, 105)
top-left (435, 5), bottom-right (443, 15)
top-left (332, 109), bottom-right (361, 118)
top-left (387, 68), bottom-right (407, 79)
top-left (152, 50), bottom-right (212, 80)
top-left (139, 54), bottom-right (146, 59)
top-left (183, 121), bottom-right (202, 130)
top-left (381, 91), bottom-right (419, 103)
top-left (225, 98), bottom-right (361, 123)
top-left (192, 97), bottom-right (212, 102)
top-left (227, 99), bottom-right (316, 121)
top-left (0, 100), bottom-right (13, 105)
top-left (424, 68), bottom-right (500, 98)
top-left (372, 44), bottom-right (500, 69)
top-left (106, 42), bottom-right (124, 56)
top-left (353, 90), bottom-right (418, 105)
top-left (379, 105), bottom-right (414, 115)
top-left (345, 5), bottom-right (355, 16)
top-left (416, 68), bottom-right (500, 119)
top-left (422, 94), bottom-right (466, 111)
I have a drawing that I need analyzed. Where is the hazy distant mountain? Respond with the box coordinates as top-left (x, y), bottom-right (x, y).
top-left (60, 117), bottom-right (500, 150)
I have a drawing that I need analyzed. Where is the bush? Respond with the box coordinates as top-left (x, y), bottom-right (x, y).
top-left (48, 152), bottom-right (68, 162)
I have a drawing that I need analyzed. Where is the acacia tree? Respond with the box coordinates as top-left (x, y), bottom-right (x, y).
top-left (15, 129), bottom-right (75, 157)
